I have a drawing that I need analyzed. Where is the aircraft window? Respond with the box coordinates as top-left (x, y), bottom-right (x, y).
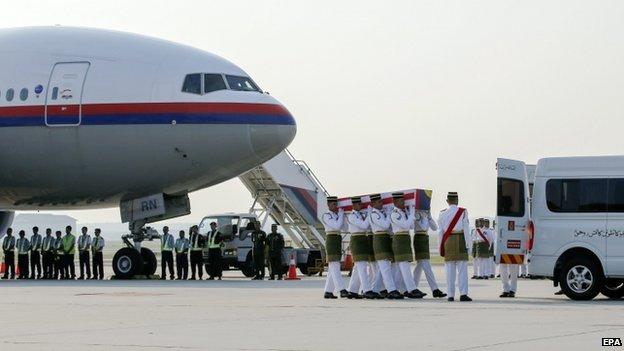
top-left (204, 74), bottom-right (226, 93)
top-left (51, 87), bottom-right (59, 100)
top-left (6, 89), bottom-right (14, 102)
top-left (182, 73), bottom-right (202, 94)
top-left (19, 88), bottom-right (28, 101)
top-left (226, 75), bottom-right (261, 92)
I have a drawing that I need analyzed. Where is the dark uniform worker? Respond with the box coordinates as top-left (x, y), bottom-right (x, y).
top-left (206, 222), bottom-right (223, 280)
top-left (267, 224), bottom-right (285, 280)
top-left (2, 228), bottom-right (16, 279)
top-left (16, 230), bottom-right (30, 279)
top-left (53, 231), bottom-right (64, 279)
top-left (251, 221), bottom-right (267, 280)
top-left (189, 225), bottom-right (205, 280)
top-left (29, 226), bottom-right (42, 279)
top-left (91, 228), bottom-right (105, 280)
top-left (41, 228), bottom-right (55, 279)
top-left (160, 226), bottom-right (175, 280)
top-left (175, 230), bottom-right (189, 280)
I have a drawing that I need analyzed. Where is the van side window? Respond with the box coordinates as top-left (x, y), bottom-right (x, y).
top-left (608, 179), bottom-right (624, 212)
top-left (181, 73), bottom-right (202, 94)
top-left (546, 179), bottom-right (607, 213)
top-left (497, 178), bottom-right (525, 217)
top-left (204, 74), bottom-right (226, 93)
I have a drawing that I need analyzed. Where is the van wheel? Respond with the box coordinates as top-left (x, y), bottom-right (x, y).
top-left (559, 257), bottom-right (602, 300)
top-left (241, 252), bottom-right (255, 278)
top-left (600, 279), bottom-right (624, 299)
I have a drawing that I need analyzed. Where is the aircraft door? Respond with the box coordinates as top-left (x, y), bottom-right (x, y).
top-left (45, 62), bottom-right (90, 126)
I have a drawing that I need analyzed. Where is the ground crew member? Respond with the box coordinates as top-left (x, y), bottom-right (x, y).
top-left (53, 231), bottom-right (64, 279)
top-left (438, 192), bottom-right (472, 302)
top-left (322, 196), bottom-right (348, 299)
top-left (160, 226), bottom-right (175, 280)
top-left (346, 197), bottom-right (376, 299)
top-left (369, 194), bottom-right (403, 300)
top-left (41, 228), bottom-right (55, 279)
top-left (175, 230), bottom-right (189, 280)
top-left (251, 221), bottom-right (267, 280)
top-left (77, 226), bottom-right (92, 280)
top-left (470, 219), bottom-right (481, 279)
top-left (389, 193), bottom-right (423, 298)
top-left (266, 224), bottom-right (285, 280)
top-left (91, 229), bottom-right (105, 280)
top-left (16, 230), bottom-right (30, 279)
top-left (206, 222), bottom-right (223, 280)
top-left (474, 218), bottom-right (494, 280)
top-left (413, 209), bottom-right (447, 298)
top-left (189, 225), bottom-right (205, 280)
top-left (484, 219), bottom-right (496, 278)
top-left (2, 228), bottom-right (15, 279)
top-left (29, 226), bottom-right (42, 279)
top-left (62, 226), bottom-right (76, 279)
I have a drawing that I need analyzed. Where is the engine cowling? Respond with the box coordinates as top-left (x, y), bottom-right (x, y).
top-left (0, 211), bottom-right (15, 235)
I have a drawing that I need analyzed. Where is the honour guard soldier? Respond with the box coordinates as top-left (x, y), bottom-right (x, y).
top-left (369, 194), bottom-right (403, 299)
top-left (346, 196), bottom-right (376, 299)
top-left (62, 226), bottom-right (76, 279)
top-left (484, 219), bottom-right (496, 278)
top-left (390, 192), bottom-right (423, 298)
top-left (470, 219), bottom-right (481, 279)
top-left (16, 230), bottom-right (30, 279)
top-left (206, 222), bottom-right (224, 280)
top-left (322, 196), bottom-right (348, 299)
top-left (251, 221), bottom-right (267, 280)
top-left (29, 227), bottom-right (42, 279)
top-left (41, 228), bottom-right (55, 279)
top-left (91, 229), bottom-right (105, 280)
top-left (160, 226), bottom-right (175, 280)
top-left (267, 224), bottom-right (285, 280)
top-left (413, 210), bottom-right (447, 298)
top-left (474, 219), bottom-right (494, 279)
top-left (175, 230), bottom-right (189, 280)
top-left (189, 225), bottom-right (205, 280)
top-left (53, 231), bottom-right (64, 279)
top-left (2, 228), bottom-right (15, 279)
top-left (77, 227), bottom-right (92, 280)
top-left (438, 192), bottom-right (472, 302)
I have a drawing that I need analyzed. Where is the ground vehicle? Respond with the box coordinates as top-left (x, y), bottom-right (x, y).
top-left (496, 157), bottom-right (624, 300)
top-left (198, 213), bottom-right (322, 277)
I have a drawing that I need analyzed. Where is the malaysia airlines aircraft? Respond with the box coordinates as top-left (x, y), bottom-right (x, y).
top-left (0, 26), bottom-right (296, 277)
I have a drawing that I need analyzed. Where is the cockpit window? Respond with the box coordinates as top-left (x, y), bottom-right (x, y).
top-left (204, 74), bottom-right (227, 93)
top-left (182, 73), bottom-right (202, 94)
top-left (226, 75), bottom-right (261, 92)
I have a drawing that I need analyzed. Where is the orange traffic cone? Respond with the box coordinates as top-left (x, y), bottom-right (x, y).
top-left (0, 262), bottom-right (5, 274)
top-left (285, 252), bottom-right (300, 280)
top-left (344, 253), bottom-right (354, 271)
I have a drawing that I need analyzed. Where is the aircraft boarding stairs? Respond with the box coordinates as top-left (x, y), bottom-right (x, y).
top-left (238, 149), bottom-right (329, 251)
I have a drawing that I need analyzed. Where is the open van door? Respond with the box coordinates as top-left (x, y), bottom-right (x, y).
top-left (495, 158), bottom-right (531, 265)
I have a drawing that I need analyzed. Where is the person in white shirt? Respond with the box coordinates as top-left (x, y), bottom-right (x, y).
top-left (369, 194), bottom-right (403, 300)
top-left (29, 226), bottom-right (42, 279)
top-left (474, 219), bottom-right (494, 279)
top-left (322, 196), bottom-right (348, 299)
top-left (346, 196), bottom-right (377, 299)
top-left (91, 228), bottom-right (106, 280)
top-left (437, 192), bottom-right (472, 302)
top-left (77, 226), bottom-right (92, 280)
top-left (413, 210), bottom-right (447, 298)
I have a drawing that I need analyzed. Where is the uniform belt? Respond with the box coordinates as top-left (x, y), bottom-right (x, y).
top-left (350, 232), bottom-right (366, 236)
top-left (394, 231), bottom-right (410, 236)
top-left (373, 231), bottom-right (389, 235)
top-left (414, 231), bottom-right (427, 235)
top-left (451, 231), bottom-right (463, 234)
top-left (326, 231), bottom-right (340, 235)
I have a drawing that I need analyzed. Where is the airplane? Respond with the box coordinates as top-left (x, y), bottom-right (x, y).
top-left (0, 26), bottom-right (296, 278)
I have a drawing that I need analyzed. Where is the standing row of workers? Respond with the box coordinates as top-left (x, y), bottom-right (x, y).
top-left (1, 226), bottom-right (105, 280)
top-left (322, 192), bottom-right (473, 301)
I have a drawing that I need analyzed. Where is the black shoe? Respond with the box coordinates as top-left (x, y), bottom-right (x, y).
top-left (404, 290), bottom-right (424, 299)
top-left (483, 276), bottom-right (489, 280)
top-left (268, 277), bottom-right (275, 280)
top-left (460, 295), bottom-right (473, 302)
top-left (500, 292), bottom-right (510, 298)
top-left (277, 277), bottom-right (282, 280)
top-left (190, 277), bottom-right (196, 280)
top-left (554, 289), bottom-right (564, 295)
top-left (447, 297), bottom-right (454, 302)
top-left (509, 291), bottom-right (516, 298)
top-left (347, 292), bottom-right (362, 299)
top-left (91, 277), bottom-right (97, 280)
top-left (490, 275), bottom-right (495, 278)
top-left (413, 289), bottom-right (427, 298)
top-left (379, 290), bottom-right (389, 299)
top-left (207, 277), bottom-right (214, 280)
top-left (475, 276), bottom-right (483, 280)
top-left (363, 291), bottom-right (377, 299)
top-left (432, 289), bottom-right (447, 298)
top-left (388, 290), bottom-right (404, 299)
top-left (339, 289), bottom-right (349, 298)
top-left (324, 292), bottom-right (338, 299)
top-left (471, 275), bottom-right (477, 279)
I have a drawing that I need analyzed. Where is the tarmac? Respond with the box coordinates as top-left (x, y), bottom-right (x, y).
top-left (0, 265), bottom-right (622, 351)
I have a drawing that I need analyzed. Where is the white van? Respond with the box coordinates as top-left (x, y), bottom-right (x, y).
top-left (496, 157), bottom-right (624, 300)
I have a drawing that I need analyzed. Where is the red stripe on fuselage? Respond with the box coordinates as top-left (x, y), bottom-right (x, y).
top-left (0, 102), bottom-right (291, 117)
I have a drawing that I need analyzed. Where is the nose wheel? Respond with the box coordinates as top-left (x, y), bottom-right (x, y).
top-left (111, 218), bottom-right (161, 279)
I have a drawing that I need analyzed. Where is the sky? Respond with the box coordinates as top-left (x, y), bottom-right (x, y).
top-left (3, 0), bottom-right (624, 225)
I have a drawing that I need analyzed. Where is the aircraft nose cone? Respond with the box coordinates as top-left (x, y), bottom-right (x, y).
top-left (249, 115), bottom-right (296, 160)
